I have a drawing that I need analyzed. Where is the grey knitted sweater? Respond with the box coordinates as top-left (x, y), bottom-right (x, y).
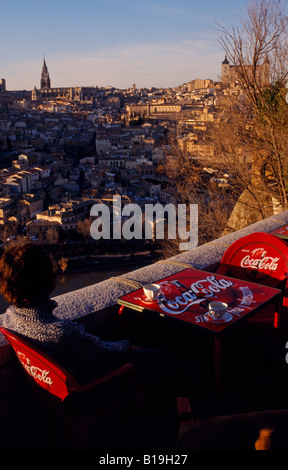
top-left (0, 299), bottom-right (131, 382)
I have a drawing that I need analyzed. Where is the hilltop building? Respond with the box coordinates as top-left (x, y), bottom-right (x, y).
top-left (221, 55), bottom-right (270, 86)
top-left (32, 59), bottom-right (99, 102)
top-left (0, 79), bottom-right (6, 91)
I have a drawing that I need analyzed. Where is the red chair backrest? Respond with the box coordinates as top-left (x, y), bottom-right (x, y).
top-left (217, 232), bottom-right (288, 289)
top-left (0, 327), bottom-right (79, 401)
top-left (217, 232), bottom-right (288, 319)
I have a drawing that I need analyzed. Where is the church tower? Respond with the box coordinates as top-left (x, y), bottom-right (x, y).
top-left (40, 58), bottom-right (51, 89)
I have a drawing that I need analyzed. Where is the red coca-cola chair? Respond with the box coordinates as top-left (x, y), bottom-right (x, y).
top-left (216, 232), bottom-right (288, 408)
top-left (216, 232), bottom-right (288, 328)
top-left (0, 327), bottom-right (148, 449)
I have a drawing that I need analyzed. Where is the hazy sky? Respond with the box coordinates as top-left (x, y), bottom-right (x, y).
top-left (1, 0), bottom-right (249, 90)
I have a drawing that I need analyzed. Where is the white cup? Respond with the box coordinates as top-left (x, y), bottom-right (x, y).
top-left (143, 283), bottom-right (160, 300)
top-left (208, 301), bottom-right (228, 319)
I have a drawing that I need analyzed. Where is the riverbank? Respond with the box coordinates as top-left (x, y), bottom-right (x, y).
top-left (0, 238), bottom-right (164, 274)
top-left (60, 250), bottom-right (162, 273)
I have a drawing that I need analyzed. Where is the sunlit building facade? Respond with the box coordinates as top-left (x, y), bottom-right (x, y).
top-left (221, 55), bottom-right (270, 87)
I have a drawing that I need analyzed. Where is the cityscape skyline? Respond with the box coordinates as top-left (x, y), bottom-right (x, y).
top-left (1, 0), bottom-right (249, 91)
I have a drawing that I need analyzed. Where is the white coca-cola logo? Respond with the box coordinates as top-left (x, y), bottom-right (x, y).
top-left (158, 274), bottom-right (234, 315)
top-left (240, 249), bottom-right (280, 271)
top-left (17, 352), bottom-right (53, 385)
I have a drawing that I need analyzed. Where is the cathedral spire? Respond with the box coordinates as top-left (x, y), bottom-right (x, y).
top-left (40, 58), bottom-right (51, 89)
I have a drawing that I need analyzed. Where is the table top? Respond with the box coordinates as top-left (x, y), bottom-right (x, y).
top-left (117, 268), bottom-right (281, 334)
top-left (272, 225), bottom-right (288, 239)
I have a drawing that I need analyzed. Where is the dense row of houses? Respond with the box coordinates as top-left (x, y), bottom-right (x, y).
top-left (0, 58), bottom-right (254, 244)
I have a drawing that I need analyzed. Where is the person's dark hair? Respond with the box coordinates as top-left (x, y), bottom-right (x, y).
top-left (0, 243), bottom-right (56, 307)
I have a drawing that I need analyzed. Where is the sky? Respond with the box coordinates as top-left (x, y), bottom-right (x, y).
top-left (0, 0), bottom-right (250, 91)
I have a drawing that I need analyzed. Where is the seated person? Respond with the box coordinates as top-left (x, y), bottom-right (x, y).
top-left (0, 242), bottom-right (196, 447)
top-left (0, 242), bottom-right (131, 383)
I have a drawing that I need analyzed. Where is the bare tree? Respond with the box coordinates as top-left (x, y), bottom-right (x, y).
top-left (58, 257), bottom-right (68, 273)
top-left (206, 94), bottom-right (280, 229)
top-left (218, 0), bottom-right (288, 98)
top-left (46, 226), bottom-right (59, 244)
top-left (156, 0), bottom-right (288, 255)
top-left (77, 218), bottom-right (92, 244)
top-left (157, 140), bottom-right (233, 256)
top-left (217, 0), bottom-right (288, 210)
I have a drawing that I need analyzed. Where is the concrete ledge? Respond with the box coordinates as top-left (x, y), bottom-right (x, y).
top-left (52, 209), bottom-right (288, 324)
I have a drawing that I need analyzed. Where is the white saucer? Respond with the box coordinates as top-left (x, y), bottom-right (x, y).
top-left (141, 296), bottom-right (159, 303)
top-left (204, 312), bottom-right (233, 323)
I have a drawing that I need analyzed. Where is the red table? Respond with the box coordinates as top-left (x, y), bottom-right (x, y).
top-left (118, 268), bottom-right (282, 413)
top-left (272, 225), bottom-right (288, 238)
